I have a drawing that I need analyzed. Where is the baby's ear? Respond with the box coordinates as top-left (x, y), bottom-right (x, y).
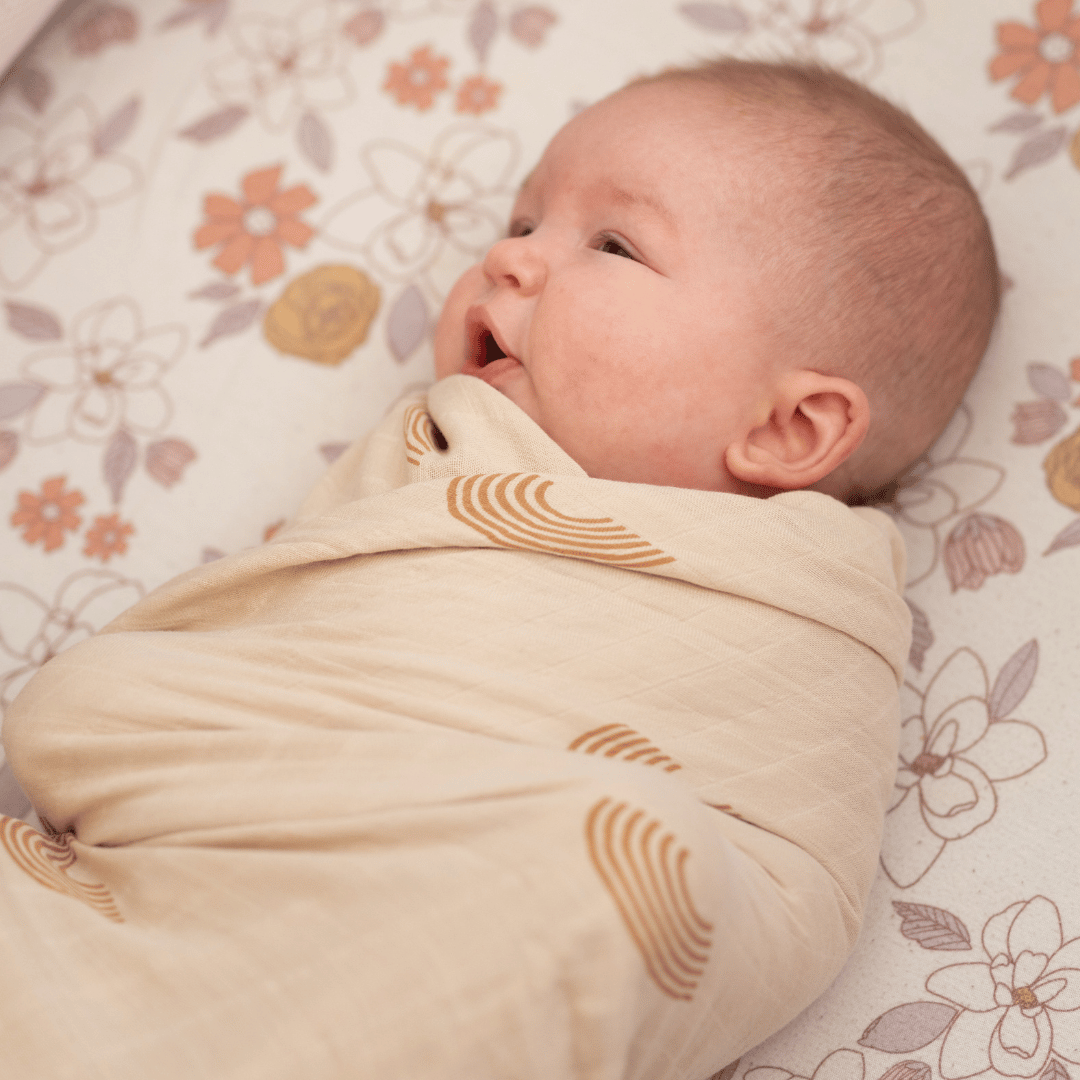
top-left (724, 370), bottom-right (869, 493)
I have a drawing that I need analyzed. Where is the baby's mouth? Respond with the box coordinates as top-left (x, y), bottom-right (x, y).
top-left (481, 331), bottom-right (507, 367)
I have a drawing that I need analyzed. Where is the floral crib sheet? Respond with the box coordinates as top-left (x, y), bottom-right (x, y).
top-left (0, 1), bottom-right (1078, 1078)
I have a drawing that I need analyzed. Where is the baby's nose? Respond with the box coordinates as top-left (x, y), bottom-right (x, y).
top-left (483, 235), bottom-right (546, 294)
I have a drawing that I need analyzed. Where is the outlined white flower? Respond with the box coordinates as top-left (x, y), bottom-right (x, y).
top-left (927, 896), bottom-right (1080, 1078)
top-left (0, 569), bottom-right (144, 715)
top-left (206, 1), bottom-right (354, 131)
top-left (748, 1048), bottom-right (866, 1080)
top-left (0, 98), bottom-right (139, 288)
top-left (22, 297), bottom-right (186, 444)
top-left (887, 405), bottom-right (1006, 586)
top-left (320, 123), bottom-right (519, 298)
top-left (881, 647), bottom-right (1046, 888)
top-left (748, 0), bottom-right (924, 78)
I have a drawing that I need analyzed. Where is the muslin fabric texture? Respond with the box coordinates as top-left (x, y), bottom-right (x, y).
top-left (2, 375), bottom-right (910, 1080)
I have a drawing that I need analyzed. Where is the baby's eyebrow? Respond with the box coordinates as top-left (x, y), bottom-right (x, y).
top-left (598, 179), bottom-right (676, 230)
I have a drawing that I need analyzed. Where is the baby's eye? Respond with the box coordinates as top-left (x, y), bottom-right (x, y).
top-left (507, 220), bottom-right (533, 239)
top-left (597, 236), bottom-right (634, 260)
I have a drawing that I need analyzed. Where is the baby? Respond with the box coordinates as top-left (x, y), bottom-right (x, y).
top-left (0, 61), bottom-right (996, 1080)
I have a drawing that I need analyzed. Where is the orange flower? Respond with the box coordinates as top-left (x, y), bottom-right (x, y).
top-left (383, 46), bottom-right (450, 110)
top-left (83, 513), bottom-right (134, 562)
top-left (455, 74), bottom-right (503, 115)
top-left (11, 476), bottom-right (84, 552)
top-left (193, 165), bottom-right (317, 286)
top-left (990, 0), bottom-right (1080, 114)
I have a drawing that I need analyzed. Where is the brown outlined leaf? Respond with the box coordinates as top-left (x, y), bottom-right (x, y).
top-left (678, 2), bottom-right (750, 32)
top-left (1029, 362), bottom-right (1073, 402)
top-left (893, 902), bottom-right (971, 950)
top-left (906, 600), bottom-right (932, 673)
top-left (343, 9), bottom-right (385, 46)
top-left (200, 299), bottom-right (262, 348)
top-left (0, 383), bottom-right (45, 421)
top-left (989, 639), bottom-right (1039, 720)
top-left (17, 67), bottom-right (53, 113)
top-left (878, 1062), bottom-right (931, 1080)
top-left (94, 96), bottom-right (140, 155)
top-left (508, 6), bottom-right (556, 46)
top-left (859, 1002), bottom-right (957, 1053)
top-left (0, 430), bottom-right (17, 471)
top-left (188, 281), bottom-right (241, 302)
top-left (320, 442), bottom-right (348, 464)
top-left (5, 300), bottom-right (63, 340)
top-left (104, 428), bottom-right (138, 504)
top-left (469, 0), bottom-right (499, 63)
top-left (387, 285), bottom-right (428, 362)
top-left (1045, 517), bottom-right (1080, 556)
top-left (179, 104), bottom-right (250, 143)
top-left (1004, 126), bottom-right (1067, 180)
top-left (145, 439), bottom-right (196, 488)
top-left (989, 111), bottom-right (1043, 133)
top-left (297, 111), bottom-right (333, 172)
top-left (1040, 1060), bottom-right (1071, 1080)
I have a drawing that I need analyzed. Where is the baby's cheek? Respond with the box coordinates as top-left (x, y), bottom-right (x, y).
top-left (433, 265), bottom-right (484, 378)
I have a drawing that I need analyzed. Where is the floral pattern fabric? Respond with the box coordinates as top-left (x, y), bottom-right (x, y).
top-left (1, 1), bottom-right (1079, 1077)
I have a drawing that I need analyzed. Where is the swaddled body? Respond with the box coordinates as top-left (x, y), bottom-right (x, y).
top-left (2, 376), bottom-right (908, 1079)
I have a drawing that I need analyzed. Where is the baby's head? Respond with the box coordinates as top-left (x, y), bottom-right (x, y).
top-left (434, 59), bottom-right (999, 503)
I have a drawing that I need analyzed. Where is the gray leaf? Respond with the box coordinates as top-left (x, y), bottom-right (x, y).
top-left (158, 7), bottom-right (202, 30)
top-left (469, 0), bottom-right (499, 63)
top-left (988, 639), bottom-right (1039, 720)
top-left (103, 428), bottom-right (138, 504)
top-left (387, 285), bottom-right (428, 363)
top-left (1004, 126), bottom-right (1067, 181)
top-left (0, 430), bottom-right (17, 471)
top-left (178, 105), bottom-right (250, 143)
top-left (200, 299), bottom-right (262, 348)
top-left (0, 382), bottom-right (45, 421)
top-left (343, 9), bottom-right (385, 46)
top-left (17, 67), bottom-right (53, 113)
top-left (188, 281), bottom-right (241, 302)
top-left (320, 442), bottom-right (349, 464)
top-left (989, 111), bottom-right (1042, 134)
top-left (859, 1002), bottom-right (957, 1053)
top-left (893, 901), bottom-right (971, 950)
top-left (297, 111), bottom-right (333, 172)
top-left (1040, 1060), bottom-right (1072, 1080)
top-left (1028, 362), bottom-right (1073, 402)
top-left (5, 300), bottom-right (63, 340)
top-left (1045, 517), bottom-right (1080, 556)
top-left (905, 600), bottom-right (933, 673)
top-left (877, 1063), bottom-right (932, 1080)
top-left (678, 2), bottom-right (750, 33)
top-left (94, 96), bottom-right (140, 155)
top-left (705, 1061), bottom-right (740, 1080)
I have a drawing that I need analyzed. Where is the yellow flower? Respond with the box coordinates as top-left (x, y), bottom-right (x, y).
top-left (263, 265), bottom-right (380, 365)
top-left (1044, 424), bottom-right (1080, 510)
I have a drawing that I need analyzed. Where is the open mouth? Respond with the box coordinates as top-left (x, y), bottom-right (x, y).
top-left (480, 330), bottom-right (507, 367)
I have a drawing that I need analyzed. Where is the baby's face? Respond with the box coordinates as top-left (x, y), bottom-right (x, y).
top-left (434, 80), bottom-right (779, 491)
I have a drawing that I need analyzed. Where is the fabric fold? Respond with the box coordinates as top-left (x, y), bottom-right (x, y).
top-left (3, 374), bottom-right (910, 1079)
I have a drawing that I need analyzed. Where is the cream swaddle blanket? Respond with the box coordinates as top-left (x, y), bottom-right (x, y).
top-left (2, 374), bottom-right (910, 1080)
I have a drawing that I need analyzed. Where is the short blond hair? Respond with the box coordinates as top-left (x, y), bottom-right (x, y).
top-left (641, 59), bottom-right (1000, 503)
